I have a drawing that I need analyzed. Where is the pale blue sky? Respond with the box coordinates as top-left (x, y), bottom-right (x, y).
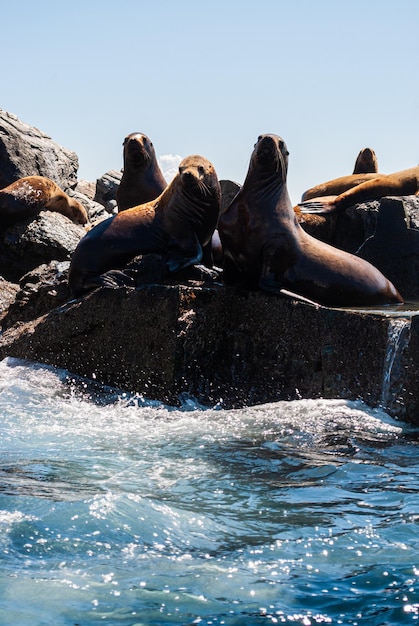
top-left (1, 0), bottom-right (418, 204)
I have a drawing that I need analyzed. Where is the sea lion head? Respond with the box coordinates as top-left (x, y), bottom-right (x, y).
top-left (353, 147), bottom-right (378, 174)
top-left (178, 155), bottom-right (221, 204)
top-left (251, 134), bottom-right (289, 182)
top-left (122, 132), bottom-right (156, 168)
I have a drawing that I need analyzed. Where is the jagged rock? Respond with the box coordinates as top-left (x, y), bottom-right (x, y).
top-left (0, 211), bottom-right (85, 282)
top-left (1, 261), bottom-right (71, 328)
top-left (0, 109), bottom-right (78, 190)
top-left (67, 189), bottom-right (109, 223)
top-left (94, 170), bottom-right (121, 213)
top-left (0, 276), bottom-right (19, 321)
top-left (74, 180), bottom-right (96, 200)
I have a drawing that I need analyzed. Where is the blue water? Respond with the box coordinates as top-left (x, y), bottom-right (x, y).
top-left (0, 357), bottom-right (418, 625)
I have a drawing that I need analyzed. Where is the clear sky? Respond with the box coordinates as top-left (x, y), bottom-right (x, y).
top-left (1, 0), bottom-right (418, 204)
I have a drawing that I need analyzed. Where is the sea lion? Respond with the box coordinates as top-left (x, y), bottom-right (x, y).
top-left (0, 176), bottom-right (88, 227)
top-left (69, 155), bottom-right (221, 296)
top-left (300, 148), bottom-right (380, 202)
top-left (299, 166), bottom-right (419, 213)
top-left (218, 134), bottom-right (403, 307)
top-left (116, 132), bottom-right (167, 210)
top-left (352, 148), bottom-right (379, 174)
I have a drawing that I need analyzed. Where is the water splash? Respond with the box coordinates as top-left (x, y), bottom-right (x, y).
top-left (381, 317), bottom-right (411, 410)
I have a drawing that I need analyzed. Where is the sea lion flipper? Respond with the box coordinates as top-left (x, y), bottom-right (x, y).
top-left (297, 195), bottom-right (338, 214)
top-left (166, 231), bottom-right (203, 273)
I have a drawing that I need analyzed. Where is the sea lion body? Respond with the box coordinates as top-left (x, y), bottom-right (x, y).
top-left (69, 155), bottom-right (221, 296)
top-left (218, 134), bottom-right (403, 307)
top-left (116, 132), bottom-right (167, 211)
top-left (0, 176), bottom-right (87, 227)
top-left (300, 166), bottom-right (419, 213)
top-left (301, 173), bottom-right (380, 202)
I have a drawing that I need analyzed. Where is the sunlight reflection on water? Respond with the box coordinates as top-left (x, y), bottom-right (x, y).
top-left (0, 357), bottom-right (418, 625)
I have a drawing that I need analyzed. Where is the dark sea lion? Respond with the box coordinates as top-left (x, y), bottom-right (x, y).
top-left (69, 155), bottom-right (221, 296)
top-left (352, 147), bottom-right (379, 174)
top-left (0, 176), bottom-right (88, 227)
top-left (299, 166), bottom-right (419, 213)
top-left (116, 132), bottom-right (167, 211)
top-left (218, 134), bottom-right (403, 307)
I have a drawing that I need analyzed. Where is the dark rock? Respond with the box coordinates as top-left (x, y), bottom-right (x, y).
top-left (94, 170), bottom-right (121, 213)
top-left (0, 211), bottom-right (85, 282)
top-left (300, 195), bottom-right (419, 300)
top-left (2, 261), bottom-right (71, 328)
top-left (0, 109), bottom-right (78, 190)
top-left (0, 284), bottom-right (417, 424)
top-left (0, 276), bottom-right (19, 321)
top-left (220, 179), bottom-right (240, 213)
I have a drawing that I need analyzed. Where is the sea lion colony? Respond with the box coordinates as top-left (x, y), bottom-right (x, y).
top-left (1, 132), bottom-right (415, 307)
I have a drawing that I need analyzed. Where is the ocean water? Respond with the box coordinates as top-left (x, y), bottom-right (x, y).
top-left (0, 357), bottom-right (418, 626)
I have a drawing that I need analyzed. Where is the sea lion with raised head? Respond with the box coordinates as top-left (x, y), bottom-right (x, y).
top-left (352, 147), bottom-right (379, 174)
top-left (218, 134), bottom-right (403, 307)
top-left (69, 155), bottom-right (221, 296)
top-left (116, 132), bottom-right (167, 211)
top-left (0, 176), bottom-right (88, 227)
top-left (299, 166), bottom-right (419, 213)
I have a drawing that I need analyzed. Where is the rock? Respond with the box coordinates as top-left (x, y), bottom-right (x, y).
top-left (94, 170), bottom-right (121, 213)
top-left (1, 261), bottom-right (71, 329)
top-left (220, 179), bottom-right (240, 212)
top-left (0, 109), bottom-right (78, 190)
top-left (67, 189), bottom-right (109, 223)
top-left (0, 276), bottom-right (19, 322)
top-left (300, 195), bottom-right (419, 300)
top-left (74, 180), bottom-right (96, 200)
top-left (357, 197), bottom-right (419, 300)
top-left (0, 211), bottom-right (85, 282)
top-left (0, 284), bottom-right (417, 425)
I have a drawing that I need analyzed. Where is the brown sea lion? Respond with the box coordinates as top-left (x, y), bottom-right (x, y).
top-left (0, 176), bottom-right (88, 227)
top-left (301, 173), bottom-right (381, 202)
top-left (299, 166), bottom-right (419, 214)
top-left (352, 148), bottom-right (379, 174)
top-left (116, 132), bottom-right (167, 210)
top-left (300, 148), bottom-right (380, 202)
top-left (69, 155), bottom-right (221, 296)
top-left (218, 134), bottom-right (403, 307)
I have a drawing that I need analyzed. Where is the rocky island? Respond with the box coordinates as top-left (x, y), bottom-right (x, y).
top-left (0, 109), bottom-right (418, 424)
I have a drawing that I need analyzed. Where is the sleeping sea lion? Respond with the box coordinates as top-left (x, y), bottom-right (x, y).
top-left (218, 134), bottom-right (403, 307)
top-left (299, 166), bottom-right (419, 214)
top-left (0, 176), bottom-right (88, 227)
top-left (69, 155), bottom-right (221, 296)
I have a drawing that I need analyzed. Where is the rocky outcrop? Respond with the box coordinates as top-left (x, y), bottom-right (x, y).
top-left (0, 283), bottom-right (417, 424)
top-left (0, 212), bottom-right (85, 283)
top-left (94, 170), bottom-right (121, 213)
top-left (0, 109), bottom-right (79, 190)
top-left (1, 108), bottom-right (419, 426)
